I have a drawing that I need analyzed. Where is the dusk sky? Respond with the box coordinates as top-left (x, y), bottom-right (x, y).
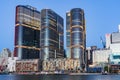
top-left (0, 0), bottom-right (120, 52)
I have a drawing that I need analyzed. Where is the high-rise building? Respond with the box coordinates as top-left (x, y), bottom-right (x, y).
top-left (66, 8), bottom-right (86, 70)
top-left (14, 5), bottom-right (41, 59)
top-left (40, 9), bottom-right (64, 60)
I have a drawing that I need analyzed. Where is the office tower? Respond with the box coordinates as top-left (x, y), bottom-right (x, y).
top-left (66, 8), bottom-right (86, 70)
top-left (40, 9), bottom-right (64, 60)
top-left (14, 5), bottom-right (40, 59)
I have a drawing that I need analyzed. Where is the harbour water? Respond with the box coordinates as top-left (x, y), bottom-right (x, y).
top-left (0, 74), bottom-right (120, 80)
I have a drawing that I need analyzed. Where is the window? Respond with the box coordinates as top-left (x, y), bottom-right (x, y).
top-left (113, 55), bottom-right (120, 59)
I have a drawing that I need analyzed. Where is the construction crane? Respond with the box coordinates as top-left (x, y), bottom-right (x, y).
top-left (100, 36), bottom-right (106, 48)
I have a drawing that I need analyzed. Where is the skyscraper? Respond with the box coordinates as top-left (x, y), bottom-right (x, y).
top-left (66, 8), bottom-right (86, 70)
top-left (40, 9), bottom-right (64, 60)
top-left (14, 5), bottom-right (41, 59)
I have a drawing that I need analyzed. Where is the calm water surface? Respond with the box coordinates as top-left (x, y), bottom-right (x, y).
top-left (0, 74), bottom-right (120, 80)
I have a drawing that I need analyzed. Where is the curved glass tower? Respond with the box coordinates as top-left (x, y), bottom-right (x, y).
top-left (14, 5), bottom-right (40, 59)
top-left (66, 8), bottom-right (86, 70)
top-left (40, 9), bottom-right (64, 60)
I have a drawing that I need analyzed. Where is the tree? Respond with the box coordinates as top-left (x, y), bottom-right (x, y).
top-left (104, 66), bottom-right (108, 72)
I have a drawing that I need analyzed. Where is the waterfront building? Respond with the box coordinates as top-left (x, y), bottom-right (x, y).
top-left (109, 53), bottom-right (120, 73)
top-left (85, 47), bottom-right (93, 67)
top-left (40, 9), bottom-right (64, 60)
top-left (91, 49), bottom-right (111, 67)
top-left (85, 49), bottom-right (111, 73)
top-left (66, 8), bottom-right (86, 70)
top-left (0, 48), bottom-right (11, 71)
top-left (16, 59), bottom-right (40, 72)
top-left (14, 5), bottom-right (41, 59)
top-left (7, 57), bottom-right (18, 72)
top-left (86, 46), bottom-right (97, 66)
top-left (42, 58), bottom-right (80, 72)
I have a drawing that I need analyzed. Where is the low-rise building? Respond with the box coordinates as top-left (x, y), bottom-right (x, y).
top-left (85, 48), bottom-right (111, 73)
top-left (109, 53), bottom-right (120, 73)
top-left (91, 49), bottom-right (111, 67)
top-left (42, 58), bottom-right (80, 72)
top-left (7, 57), bottom-right (18, 72)
top-left (87, 49), bottom-right (112, 72)
top-left (16, 59), bottom-right (40, 72)
top-left (0, 48), bottom-right (11, 72)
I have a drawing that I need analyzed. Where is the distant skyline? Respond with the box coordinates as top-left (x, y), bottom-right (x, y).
top-left (1, 0), bottom-right (120, 52)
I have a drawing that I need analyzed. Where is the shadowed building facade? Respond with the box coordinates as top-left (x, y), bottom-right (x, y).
top-left (66, 8), bottom-right (86, 70)
top-left (14, 5), bottom-right (40, 59)
top-left (40, 9), bottom-right (64, 60)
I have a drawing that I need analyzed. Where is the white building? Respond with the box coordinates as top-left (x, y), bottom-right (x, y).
top-left (109, 53), bottom-right (120, 65)
top-left (105, 25), bottom-right (120, 53)
top-left (109, 53), bottom-right (120, 72)
top-left (7, 57), bottom-right (18, 72)
top-left (0, 48), bottom-right (11, 72)
top-left (90, 49), bottom-right (111, 67)
top-left (0, 48), bottom-right (18, 72)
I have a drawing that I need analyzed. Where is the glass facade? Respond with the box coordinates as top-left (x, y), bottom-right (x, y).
top-left (14, 5), bottom-right (40, 59)
top-left (40, 9), bottom-right (64, 60)
top-left (66, 12), bottom-right (71, 58)
top-left (66, 8), bottom-right (86, 70)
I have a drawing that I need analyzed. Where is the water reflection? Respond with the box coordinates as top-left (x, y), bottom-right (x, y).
top-left (0, 74), bottom-right (120, 80)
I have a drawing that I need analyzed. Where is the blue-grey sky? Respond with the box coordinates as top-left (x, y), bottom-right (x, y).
top-left (0, 0), bottom-right (120, 52)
